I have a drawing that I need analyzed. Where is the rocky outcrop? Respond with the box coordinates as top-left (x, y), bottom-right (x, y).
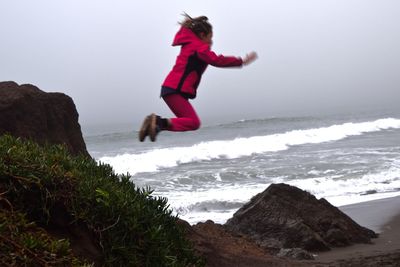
top-left (225, 183), bottom-right (377, 252)
top-left (179, 219), bottom-right (310, 267)
top-left (0, 81), bottom-right (89, 157)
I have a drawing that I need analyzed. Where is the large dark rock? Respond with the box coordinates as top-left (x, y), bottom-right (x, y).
top-left (0, 81), bottom-right (89, 157)
top-left (225, 183), bottom-right (377, 252)
top-left (179, 219), bottom-right (309, 267)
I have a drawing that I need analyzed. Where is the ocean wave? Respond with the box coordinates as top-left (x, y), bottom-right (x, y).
top-left (100, 118), bottom-right (400, 175)
top-left (168, 160), bottom-right (400, 224)
top-left (176, 200), bottom-right (244, 214)
top-left (287, 159), bottom-right (400, 206)
top-left (152, 183), bottom-right (268, 224)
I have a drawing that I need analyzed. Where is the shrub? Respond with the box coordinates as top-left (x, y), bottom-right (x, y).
top-left (0, 210), bottom-right (85, 266)
top-left (0, 135), bottom-right (203, 266)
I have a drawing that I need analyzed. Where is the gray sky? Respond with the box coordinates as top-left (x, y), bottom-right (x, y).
top-left (1, 0), bottom-right (400, 130)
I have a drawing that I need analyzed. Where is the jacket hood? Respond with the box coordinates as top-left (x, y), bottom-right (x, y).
top-left (172, 27), bottom-right (203, 46)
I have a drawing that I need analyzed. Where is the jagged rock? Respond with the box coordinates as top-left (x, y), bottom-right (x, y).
top-left (0, 81), bottom-right (89, 157)
top-left (225, 183), bottom-right (377, 252)
top-left (181, 219), bottom-right (310, 267)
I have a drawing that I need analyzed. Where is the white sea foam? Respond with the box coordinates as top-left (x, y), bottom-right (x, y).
top-left (164, 160), bottom-right (400, 224)
top-left (289, 162), bottom-right (400, 206)
top-left (100, 118), bottom-right (400, 175)
top-left (153, 183), bottom-right (269, 224)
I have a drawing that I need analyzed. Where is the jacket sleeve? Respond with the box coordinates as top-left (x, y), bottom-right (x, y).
top-left (197, 45), bottom-right (243, 67)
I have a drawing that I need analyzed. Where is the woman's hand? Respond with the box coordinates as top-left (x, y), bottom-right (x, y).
top-left (243, 52), bottom-right (258, 66)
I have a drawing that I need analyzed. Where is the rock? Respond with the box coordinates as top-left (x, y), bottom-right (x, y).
top-left (225, 183), bottom-right (377, 252)
top-left (0, 81), bottom-right (89, 157)
top-left (182, 220), bottom-right (309, 267)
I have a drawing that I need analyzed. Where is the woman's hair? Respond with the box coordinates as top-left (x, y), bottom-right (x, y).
top-left (180, 13), bottom-right (212, 37)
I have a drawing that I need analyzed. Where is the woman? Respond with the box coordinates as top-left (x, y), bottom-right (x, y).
top-left (139, 14), bottom-right (257, 142)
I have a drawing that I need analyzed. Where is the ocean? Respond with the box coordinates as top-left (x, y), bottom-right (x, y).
top-left (84, 109), bottom-right (400, 225)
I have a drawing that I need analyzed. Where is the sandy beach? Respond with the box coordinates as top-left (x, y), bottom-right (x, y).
top-left (315, 196), bottom-right (400, 264)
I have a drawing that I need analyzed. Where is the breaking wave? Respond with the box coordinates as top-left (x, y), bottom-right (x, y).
top-left (100, 118), bottom-right (400, 175)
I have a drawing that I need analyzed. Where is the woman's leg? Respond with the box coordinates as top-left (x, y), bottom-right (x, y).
top-left (162, 94), bottom-right (201, 131)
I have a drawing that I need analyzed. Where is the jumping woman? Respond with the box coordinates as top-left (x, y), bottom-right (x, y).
top-left (139, 14), bottom-right (257, 142)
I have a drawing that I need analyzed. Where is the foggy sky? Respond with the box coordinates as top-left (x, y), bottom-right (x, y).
top-left (1, 0), bottom-right (400, 131)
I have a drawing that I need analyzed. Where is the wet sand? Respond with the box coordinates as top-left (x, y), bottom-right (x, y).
top-left (315, 196), bottom-right (400, 263)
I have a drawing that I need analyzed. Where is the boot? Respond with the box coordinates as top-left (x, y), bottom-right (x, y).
top-left (149, 113), bottom-right (169, 142)
top-left (138, 115), bottom-right (151, 142)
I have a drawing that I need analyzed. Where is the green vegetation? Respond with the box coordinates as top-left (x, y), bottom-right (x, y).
top-left (0, 210), bottom-right (86, 266)
top-left (0, 135), bottom-right (203, 266)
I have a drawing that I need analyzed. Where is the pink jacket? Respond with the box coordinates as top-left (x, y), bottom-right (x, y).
top-left (162, 27), bottom-right (243, 99)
